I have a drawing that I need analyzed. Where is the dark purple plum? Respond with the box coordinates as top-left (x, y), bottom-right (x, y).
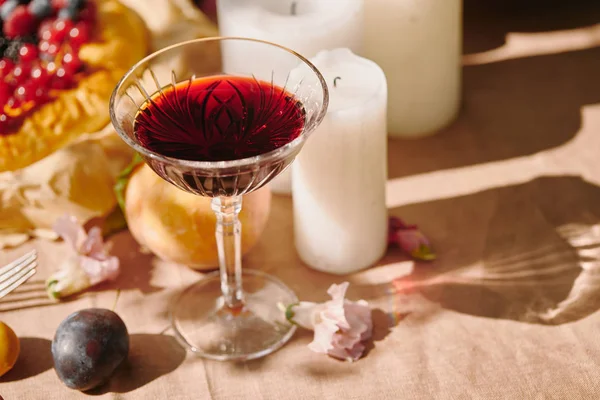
top-left (52, 308), bottom-right (129, 391)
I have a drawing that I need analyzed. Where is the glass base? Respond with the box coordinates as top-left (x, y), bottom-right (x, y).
top-left (170, 269), bottom-right (298, 361)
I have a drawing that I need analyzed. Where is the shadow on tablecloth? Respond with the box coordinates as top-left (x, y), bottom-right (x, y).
top-left (388, 46), bottom-right (600, 179)
top-left (463, 0), bottom-right (600, 54)
top-left (0, 338), bottom-right (53, 383)
top-left (96, 231), bottom-right (163, 295)
top-left (389, 175), bottom-right (600, 325)
top-left (87, 333), bottom-right (186, 395)
top-left (388, 0), bottom-right (600, 179)
top-left (0, 334), bottom-right (185, 393)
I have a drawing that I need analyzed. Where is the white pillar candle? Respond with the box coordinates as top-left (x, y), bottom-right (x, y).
top-left (364, 0), bottom-right (463, 138)
top-left (292, 49), bottom-right (388, 275)
top-left (217, 0), bottom-right (364, 195)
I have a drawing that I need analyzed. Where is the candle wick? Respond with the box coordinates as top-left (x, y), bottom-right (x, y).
top-left (333, 77), bottom-right (341, 88)
top-left (291, 1), bottom-right (297, 15)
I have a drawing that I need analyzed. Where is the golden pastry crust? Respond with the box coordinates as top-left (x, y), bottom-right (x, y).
top-left (0, 0), bottom-right (149, 172)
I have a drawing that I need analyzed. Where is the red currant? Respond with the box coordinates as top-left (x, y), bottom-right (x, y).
top-left (11, 64), bottom-right (31, 86)
top-left (38, 39), bottom-right (50, 53)
top-left (50, 18), bottom-right (74, 43)
top-left (19, 43), bottom-right (39, 64)
top-left (0, 82), bottom-right (11, 106)
top-left (15, 84), bottom-right (31, 102)
top-left (30, 63), bottom-right (51, 86)
top-left (6, 96), bottom-right (21, 110)
top-left (38, 19), bottom-right (55, 42)
top-left (36, 86), bottom-right (48, 102)
top-left (0, 113), bottom-right (11, 131)
top-left (51, 66), bottom-right (74, 89)
top-left (45, 61), bottom-right (58, 74)
top-left (62, 51), bottom-right (82, 73)
top-left (3, 6), bottom-right (37, 39)
top-left (41, 42), bottom-right (60, 58)
top-left (68, 22), bottom-right (91, 49)
top-left (0, 58), bottom-right (15, 79)
top-left (15, 81), bottom-right (46, 103)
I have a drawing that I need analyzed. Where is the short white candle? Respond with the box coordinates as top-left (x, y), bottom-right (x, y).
top-left (292, 49), bottom-right (388, 275)
top-left (217, 0), bottom-right (364, 195)
top-left (364, 0), bottom-right (463, 138)
top-left (217, 0), bottom-right (363, 59)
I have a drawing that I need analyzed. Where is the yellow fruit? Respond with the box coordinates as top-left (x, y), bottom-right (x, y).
top-left (125, 165), bottom-right (272, 270)
top-left (0, 321), bottom-right (20, 377)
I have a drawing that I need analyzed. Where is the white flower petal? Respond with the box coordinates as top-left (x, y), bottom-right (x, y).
top-left (46, 254), bottom-right (91, 299)
top-left (80, 255), bottom-right (120, 286)
top-left (308, 318), bottom-right (338, 354)
top-left (53, 214), bottom-right (87, 251)
top-left (288, 301), bottom-right (321, 330)
top-left (344, 300), bottom-right (373, 341)
top-left (323, 282), bottom-right (351, 330)
top-left (301, 282), bottom-right (374, 362)
top-left (47, 215), bottom-right (121, 299)
top-left (81, 226), bottom-right (109, 258)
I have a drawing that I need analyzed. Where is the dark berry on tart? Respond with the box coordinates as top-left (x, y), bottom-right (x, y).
top-left (0, 0), bottom-right (97, 133)
top-left (0, 0), bottom-right (147, 172)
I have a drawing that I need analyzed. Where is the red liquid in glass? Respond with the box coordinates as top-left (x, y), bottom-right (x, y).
top-left (134, 75), bottom-right (306, 162)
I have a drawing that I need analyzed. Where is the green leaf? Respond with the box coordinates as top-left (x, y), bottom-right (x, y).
top-left (285, 303), bottom-right (299, 325)
top-left (46, 279), bottom-right (59, 300)
top-left (411, 244), bottom-right (437, 262)
top-left (100, 153), bottom-right (145, 238)
top-left (114, 152), bottom-right (144, 213)
top-left (102, 206), bottom-right (128, 237)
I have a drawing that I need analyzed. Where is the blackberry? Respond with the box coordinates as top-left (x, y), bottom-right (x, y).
top-left (21, 33), bottom-right (38, 45)
top-left (0, 36), bottom-right (9, 58)
top-left (28, 0), bottom-right (53, 19)
top-left (58, 0), bottom-right (87, 20)
top-left (58, 0), bottom-right (86, 20)
top-left (3, 35), bottom-right (36, 61)
top-left (67, 0), bottom-right (86, 9)
top-left (58, 6), bottom-right (78, 20)
top-left (0, 1), bottom-right (18, 21)
top-left (4, 39), bottom-right (22, 61)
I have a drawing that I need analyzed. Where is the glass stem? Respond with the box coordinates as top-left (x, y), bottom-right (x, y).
top-left (212, 196), bottom-right (244, 310)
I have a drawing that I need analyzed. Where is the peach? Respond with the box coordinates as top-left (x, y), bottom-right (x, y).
top-left (124, 164), bottom-right (271, 270)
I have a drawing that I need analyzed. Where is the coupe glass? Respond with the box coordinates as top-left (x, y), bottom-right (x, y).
top-left (109, 37), bottom-right (328, 361)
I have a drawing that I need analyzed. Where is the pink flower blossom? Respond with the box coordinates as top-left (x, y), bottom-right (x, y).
top-left (286, 282), bottom-right (372, 362)
top-left (388, 216), bottom-right (436, 261)
top-left (47, 215), bottom-right (120, 299)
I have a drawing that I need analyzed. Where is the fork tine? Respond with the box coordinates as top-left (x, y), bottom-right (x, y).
top-left (0, 250), bottom-right (37, 281)
top-left (0, 267), bottom-right (37, 299)
top-left (0, 259), bottom-right (37, 287)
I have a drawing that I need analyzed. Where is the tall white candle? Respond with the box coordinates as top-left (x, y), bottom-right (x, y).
top-left (292, 49), bottom-right (388, 275)
top-left (364, 0), bottom-right (462, 138)
top-left (217, 0), bottom-right (364, 194)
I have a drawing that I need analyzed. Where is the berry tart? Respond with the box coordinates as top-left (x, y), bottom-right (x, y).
top-left (0, 0), bottom-right (148, 171)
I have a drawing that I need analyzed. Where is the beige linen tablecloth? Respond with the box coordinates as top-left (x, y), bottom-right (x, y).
top-left (2, 1), bottom-right (600, 398)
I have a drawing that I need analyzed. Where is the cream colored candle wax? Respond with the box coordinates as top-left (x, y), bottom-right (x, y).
top-left (364, 0), bottom-right (463, 138)
top-left (292, 49), bottom-right (388, 275)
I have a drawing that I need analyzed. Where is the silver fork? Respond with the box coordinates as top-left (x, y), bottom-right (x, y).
top-left (0, 250), bottom-right (38, 299)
